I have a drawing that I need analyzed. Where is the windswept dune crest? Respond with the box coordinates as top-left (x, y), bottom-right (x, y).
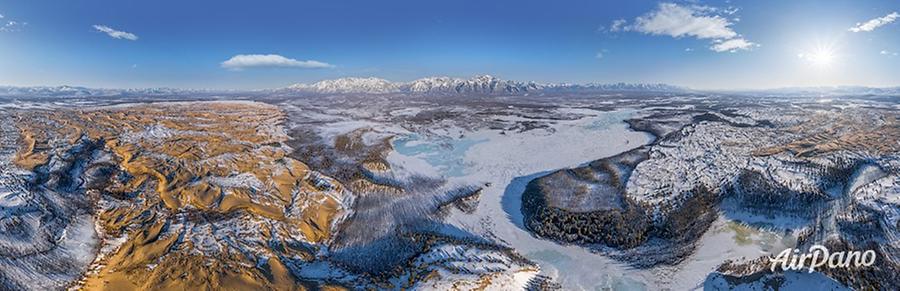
top-left (5, 102), bottom-right (354, 290)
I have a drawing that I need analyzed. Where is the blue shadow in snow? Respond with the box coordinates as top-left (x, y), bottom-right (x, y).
top-left (500, 170), bottom-right (554, 232)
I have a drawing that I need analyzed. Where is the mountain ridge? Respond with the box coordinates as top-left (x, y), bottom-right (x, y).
top-left (0, 75), bottom-right (689, 97)
top-left (280, 75), bottom-right (685, 95)
top-left (5, 76), bottom-right (900, 97)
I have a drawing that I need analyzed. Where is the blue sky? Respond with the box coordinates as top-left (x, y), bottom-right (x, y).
top-left (1, 0), bottom-right (899, 89)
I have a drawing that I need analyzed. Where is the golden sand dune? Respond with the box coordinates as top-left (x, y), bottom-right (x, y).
top-left (12, 101), bottom-right (353, 290)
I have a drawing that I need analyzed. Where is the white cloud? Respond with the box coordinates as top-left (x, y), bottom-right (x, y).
top-left (849, 12), bottom-right (899, 32)
top-left (221, 54), bottom-right (334, 70)
top-left (881, 50), bottom-right (898, 56)
top-left (609, 19), bottom-right (627, 32)
top-left (710, 38), bottom-right (757, 52)
top-left (93, 25), bottom-right (138, 40)
top-left (723, 7), bottom-right (740, 16)
top-left (595, 51), bottom-right (604, 59)
top-left (631, 3), bottom-right (737, 39)
top-left (619, 3), bottom-right (756, 53)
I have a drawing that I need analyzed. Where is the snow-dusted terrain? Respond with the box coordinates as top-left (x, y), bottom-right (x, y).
top-left (0, 79), bottom-right (898, 290)
top-left (0, 110), bottom-right (99, 290)
top-left (276, 91), bottom-right (898, 290)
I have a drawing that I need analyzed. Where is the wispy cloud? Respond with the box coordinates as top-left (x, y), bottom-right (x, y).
top-left (612, 2), bottom-right (757, 53)
top-left (711, 38), bottom-right (757, 53)
top-left (1, 21), bottom-right (26, 32)
top-left (609, 19), bottom-right (627, 32)
top-left (881, 50), bottom-right (898, 56)
top-left (221, 54), bottom-right (334, 70)
top-left (93, 25), bottom-right (138, 40)
top-left (595, 48), bottom-right (609, 59)
top-left (849, 12), bottom-right (899, 32)
top-left (0, 13), bottom-right (26, 32)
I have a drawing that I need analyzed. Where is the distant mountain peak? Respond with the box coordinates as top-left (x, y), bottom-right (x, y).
top-left (287, 77), bottom-right (400, 94)
top-left (284, 75), bottom-right (549, 95)
top-left (1, 76), bottom-right (692, 98)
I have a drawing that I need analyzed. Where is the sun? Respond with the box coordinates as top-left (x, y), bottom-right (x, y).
top-left (808, 48), bottom-right (835, 66)
top-left (799, 45), bottom-right (838, 67)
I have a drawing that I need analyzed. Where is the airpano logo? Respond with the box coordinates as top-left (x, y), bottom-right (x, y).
top-left (770, 245), bottom-right (877, 273)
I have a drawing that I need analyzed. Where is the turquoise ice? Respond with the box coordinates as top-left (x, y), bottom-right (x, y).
top-left (392, 134), bottom-right (487, 177)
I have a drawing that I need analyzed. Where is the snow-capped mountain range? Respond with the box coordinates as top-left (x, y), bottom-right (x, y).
top-left (285, 77), bottom-right (402, 94)
top-left (281, 75), bottom-right (683, 95)
top-left (283, 75), bottom-right (545, 95)
top-left (0, 76), bottom-right (688, 98)
top-left (5, 75), bottom-right (900, 98)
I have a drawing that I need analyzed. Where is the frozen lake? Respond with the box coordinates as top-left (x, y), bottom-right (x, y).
top-left (391, 134), bottom-right (487, 177)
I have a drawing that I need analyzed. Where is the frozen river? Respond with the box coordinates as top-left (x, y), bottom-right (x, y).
top-left (387, 108), bottom-right (798, 290)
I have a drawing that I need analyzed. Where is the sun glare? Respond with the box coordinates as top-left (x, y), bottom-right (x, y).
top-left (808, 49), bottom-right (835, 66)
top-left (799, 45), bottom-right (838, 68)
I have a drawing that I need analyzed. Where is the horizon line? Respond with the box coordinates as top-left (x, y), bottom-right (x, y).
top-left (2, 75), bottom-right (900, 93)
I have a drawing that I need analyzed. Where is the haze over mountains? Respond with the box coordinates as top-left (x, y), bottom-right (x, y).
top-left (2, 75), bottom-right (900, 98)
top-left (287, 75), bottom-right (545, 95)
top-left (0, 75), bottom-right (685, 97)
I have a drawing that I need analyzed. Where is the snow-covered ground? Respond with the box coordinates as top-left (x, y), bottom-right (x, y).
top-left (0, 112), bottom-right (99, 290)
top-left (704, 271), bottom-right (849, 290)
top-left (375, 108), bottom-right (791, 289)
top-left (3, 95), bottom-right (895, 290)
